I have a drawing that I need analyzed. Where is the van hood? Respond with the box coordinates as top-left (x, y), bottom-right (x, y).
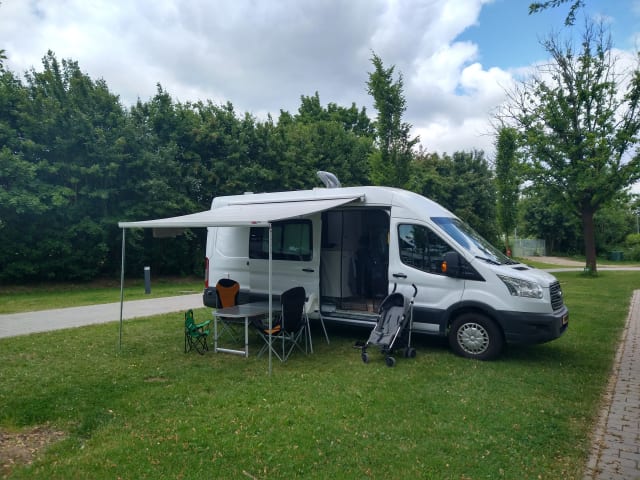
top-left (501, 263), bottom-right (559, 287)
top-left (474, 260), bottom-right (559, 287)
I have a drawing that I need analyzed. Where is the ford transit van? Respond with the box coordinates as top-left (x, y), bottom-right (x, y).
top-left (202, 177), bottom-right (568, 360)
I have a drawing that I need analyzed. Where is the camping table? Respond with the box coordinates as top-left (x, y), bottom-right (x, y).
top-left (212, 302), bottom-right (279, 357)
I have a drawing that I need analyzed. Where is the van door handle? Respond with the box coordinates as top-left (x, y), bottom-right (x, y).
top-left (302, 268), bottom-right (315, 273)
top-left (393, 273), bottom-right (407, 278)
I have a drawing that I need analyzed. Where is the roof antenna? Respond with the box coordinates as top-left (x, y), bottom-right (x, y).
top-left (316, 171), bottom-right (341, 188)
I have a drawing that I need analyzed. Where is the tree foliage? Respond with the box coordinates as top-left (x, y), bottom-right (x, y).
top-left (499, 23), bottom-right (640, 273)
top-left (494, 127), bottom-right (521, 251)
top-left (518, 185), bottom-right (583, 254)
top-left (366, 53), bottom-right (419, 188)
top-left (528, 0), bottom-right (585, 26)
top-left (520, 186), bottom-right (637, 256)
top-left (1, 52), bottom-right (129, 280)
top-left (410, 149), bottom-right (498, 243)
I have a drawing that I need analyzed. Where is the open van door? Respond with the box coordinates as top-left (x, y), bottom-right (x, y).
top-left (320, 208), bottom-right (390, 314)
top-left (248, 215), bottom-right (321, 299)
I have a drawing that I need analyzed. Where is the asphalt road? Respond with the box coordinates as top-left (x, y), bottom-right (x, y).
top-left (0, 293), bottom-right (203, 339)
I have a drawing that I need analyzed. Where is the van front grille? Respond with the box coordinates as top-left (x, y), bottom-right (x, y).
top-left (550, 281), bottom-right (564, 311)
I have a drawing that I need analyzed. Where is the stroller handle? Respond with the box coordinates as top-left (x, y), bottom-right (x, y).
top-left (391, 283), bottom-right (418, 299)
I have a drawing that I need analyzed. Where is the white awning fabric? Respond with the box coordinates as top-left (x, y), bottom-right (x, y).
top-left (118, 195), bottom-right (363, 229)
top-left (116, 193), bottom-right (363, 375)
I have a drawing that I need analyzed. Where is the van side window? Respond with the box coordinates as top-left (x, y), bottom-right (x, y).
top-left (249, 220), bottom-right (312, 261)
top-left (398, 224), bottom-right (451, 274)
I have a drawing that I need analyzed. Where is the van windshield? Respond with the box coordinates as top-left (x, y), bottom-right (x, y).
top-left (431, 217), bottom-right (514, 265)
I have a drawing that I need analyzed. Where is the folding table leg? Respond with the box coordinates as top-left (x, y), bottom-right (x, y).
top-left (213, 314), bottom-right (218, 353)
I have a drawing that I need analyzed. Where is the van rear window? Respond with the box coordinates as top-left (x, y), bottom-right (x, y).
top-left (249, 220), bottom-right (312, 261)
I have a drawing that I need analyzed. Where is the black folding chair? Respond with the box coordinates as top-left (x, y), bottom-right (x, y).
top-left (254, 286), bottom-right (309, 361)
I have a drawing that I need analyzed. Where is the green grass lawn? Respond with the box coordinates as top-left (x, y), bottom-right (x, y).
top-left (0, 276), bottom-right (203, 314)
top-left (1, 271), bottom-right (638, 479)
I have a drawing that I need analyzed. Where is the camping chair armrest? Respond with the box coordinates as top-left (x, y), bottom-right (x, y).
top-left (195, 319), bottom-right (211, 328)
top-left (251, 316), bottom-right (281, 333)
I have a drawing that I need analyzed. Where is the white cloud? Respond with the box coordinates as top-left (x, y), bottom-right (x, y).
top-left (411, 42), bottom-right (480, 93)
top-left (415, 115), bottom-right (494, 155)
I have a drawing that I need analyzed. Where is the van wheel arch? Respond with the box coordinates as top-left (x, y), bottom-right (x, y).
top-left (447, 310), bottom-right (504, 360)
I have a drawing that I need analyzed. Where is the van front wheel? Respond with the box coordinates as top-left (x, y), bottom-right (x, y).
top-left (449, 313), bottom-right (503, 360)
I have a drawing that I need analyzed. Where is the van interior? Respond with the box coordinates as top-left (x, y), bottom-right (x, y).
top-left (320, 208), bottom-right (390, 318)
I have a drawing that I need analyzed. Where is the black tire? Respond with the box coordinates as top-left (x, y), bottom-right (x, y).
top-left (404, 347), bottom-right (417, 359)
top-left (361, 352), bottom-right (369, 364)
top-left (385, 356), bottom-right (396, 367)
top-left (448, 313), bottom-right (503, 360)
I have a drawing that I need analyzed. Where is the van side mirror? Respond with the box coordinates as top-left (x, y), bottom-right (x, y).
top-left (442, 251), bottom-right (461, 277)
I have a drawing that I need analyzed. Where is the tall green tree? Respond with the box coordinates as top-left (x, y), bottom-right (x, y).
top-left (366, 53), bottom-right (418, 188)
top-left (499, 23), bottom-right (640, 273)
top-left (494, 127), bottom-right (521, 253)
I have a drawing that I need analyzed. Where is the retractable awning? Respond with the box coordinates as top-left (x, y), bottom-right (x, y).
top-left (118, 195), bottom-right (363, 229)
top-left (116, 193), bottom-right (364, 375)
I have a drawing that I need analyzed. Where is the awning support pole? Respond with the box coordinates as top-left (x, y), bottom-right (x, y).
top-left (119, 228), bottom-right (126, 352)
top-left (268, 224), bottom-right (273, 376)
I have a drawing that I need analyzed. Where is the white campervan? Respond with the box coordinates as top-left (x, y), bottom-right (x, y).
top-left (203, 174), bottom-right (568, 360)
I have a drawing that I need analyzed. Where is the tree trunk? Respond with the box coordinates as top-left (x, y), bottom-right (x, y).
top-left (582, 207), bottom-right (598, 274)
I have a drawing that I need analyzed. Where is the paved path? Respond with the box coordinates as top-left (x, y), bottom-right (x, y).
top-left (0, 294), bottom-right (203, 338)
top-left (583, 290), bottom-right (640, 480)
top-left (534, 256), bottom-right (640, 478)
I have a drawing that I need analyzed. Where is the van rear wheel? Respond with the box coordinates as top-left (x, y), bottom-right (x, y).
top-left (449, 313), bottom-right (503, 360)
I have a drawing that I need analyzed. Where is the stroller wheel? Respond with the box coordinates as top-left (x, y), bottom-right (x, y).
top-left (361, 352), bottom-right (369, 364)
top-left (404, 347), bottom-right (417, 359)
top-left (385, 356), bottom-right (396, 367)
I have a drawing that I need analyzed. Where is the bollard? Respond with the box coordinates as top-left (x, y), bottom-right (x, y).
top-left (144, 266), bottom-right (151, 294)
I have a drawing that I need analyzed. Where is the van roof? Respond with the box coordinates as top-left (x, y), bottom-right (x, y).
top-left (210, 185), bottom-right (455, 219)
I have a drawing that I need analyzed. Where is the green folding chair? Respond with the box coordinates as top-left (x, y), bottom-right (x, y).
top-left (184, 309), bottom-right (211, 355)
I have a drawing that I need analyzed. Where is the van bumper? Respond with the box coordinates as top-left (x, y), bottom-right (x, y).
top-left (497, 306), bottom-right (569, 345)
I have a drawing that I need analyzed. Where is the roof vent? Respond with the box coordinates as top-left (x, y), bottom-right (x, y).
top-left (317, 171), bottom-right (341, 188)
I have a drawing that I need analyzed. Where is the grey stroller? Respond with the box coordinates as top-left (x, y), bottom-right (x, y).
top-left (360, 284), bottom-right (417, 367)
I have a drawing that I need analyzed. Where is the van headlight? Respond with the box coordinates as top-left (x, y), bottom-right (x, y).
top-left (497, 275), bottom-right (543, 299)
